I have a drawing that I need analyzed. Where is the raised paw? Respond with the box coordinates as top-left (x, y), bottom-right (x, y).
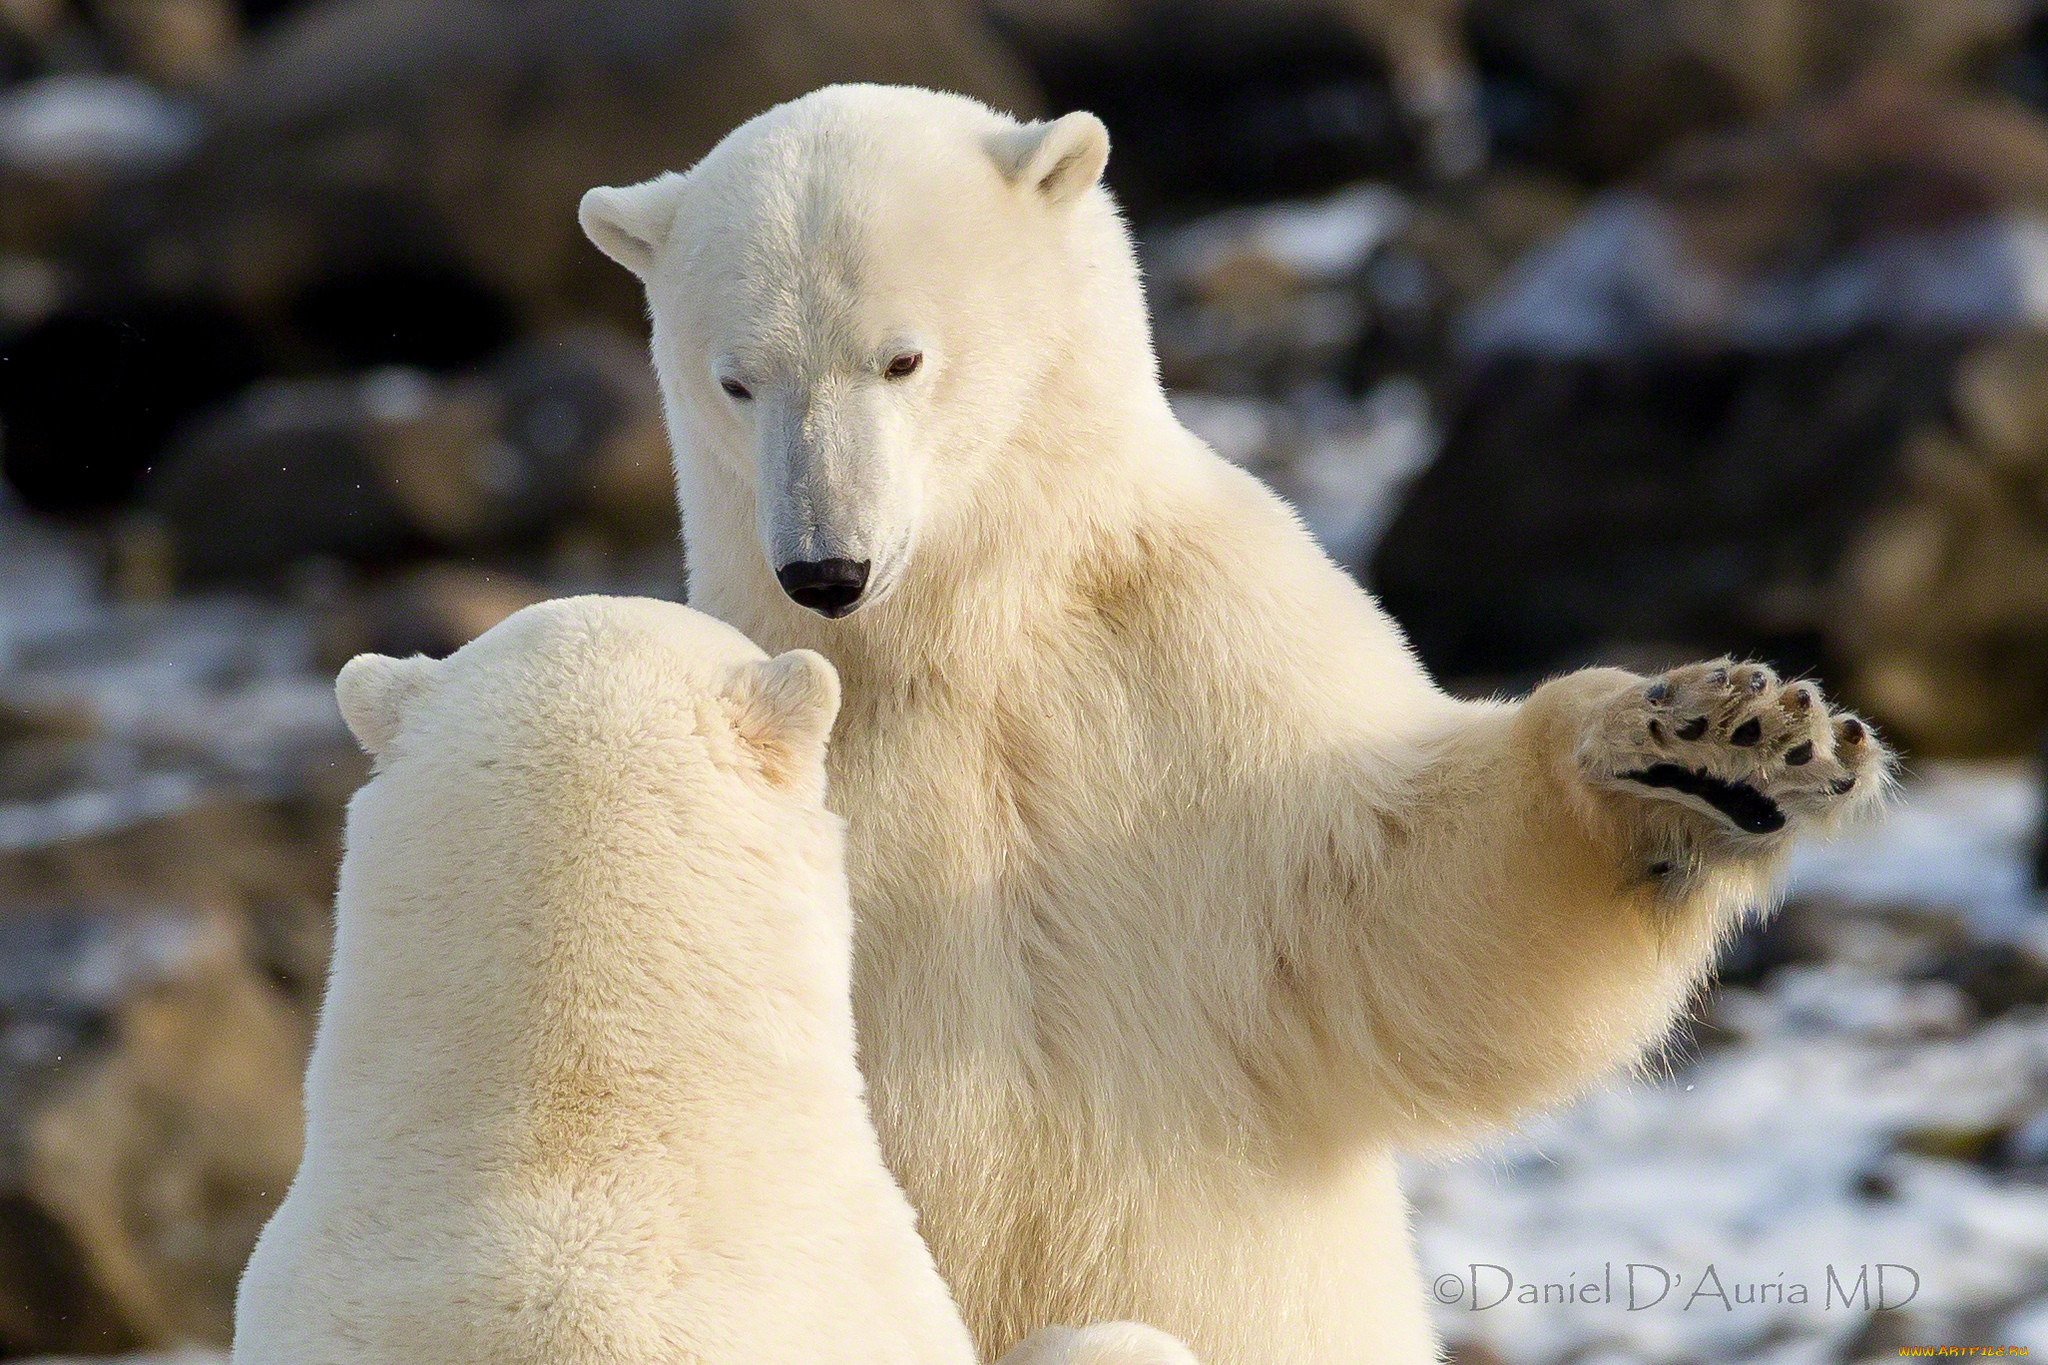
top-left (1577, 660), bottom-right (1891, 841)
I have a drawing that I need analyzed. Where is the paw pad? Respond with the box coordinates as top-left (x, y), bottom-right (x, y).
top-left (1619, 761), bottom-right (1786, 834)
top-left (1580, 658), bottom-right (1889, 839)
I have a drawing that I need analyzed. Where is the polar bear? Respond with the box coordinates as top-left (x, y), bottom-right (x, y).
top-left (231, 594), bottom-right (1195, 1365)
top-left (580, 85), bottom-right (1890, 1365)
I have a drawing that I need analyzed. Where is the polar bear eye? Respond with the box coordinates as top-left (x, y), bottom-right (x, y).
top-left (720, 377), bottom-right (753, 401)
top-left (883, 352), bottom-right (922, 380)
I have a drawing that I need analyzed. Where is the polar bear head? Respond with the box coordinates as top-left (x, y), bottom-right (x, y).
top-left (580, 84), bottom-right (1151, 620)
top-left (337, 594), bottom-right (839, 796)
top-left (334, 594), bottom-right (844, 937)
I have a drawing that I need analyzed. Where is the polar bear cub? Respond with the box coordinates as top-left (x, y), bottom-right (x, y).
top-left (231, 595), bottom-right (1194, 1365)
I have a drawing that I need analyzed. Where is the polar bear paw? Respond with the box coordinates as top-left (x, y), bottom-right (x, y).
top-left (997, 1322), bottom-right (1201, 1365)
top-left (1576, 660), bottom-right (1891, 844)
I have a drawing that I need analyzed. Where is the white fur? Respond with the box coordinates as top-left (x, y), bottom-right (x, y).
top-left (234, 595), bottom-right (1185, 1365)
top-left (585, 85), bottom-right (1890, 1365)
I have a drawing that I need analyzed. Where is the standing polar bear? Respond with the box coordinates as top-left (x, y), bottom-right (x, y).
top-left (582, 85), bottom-right (1890, 1365)
top-left (232, 595), bottom-right (1194, 1365)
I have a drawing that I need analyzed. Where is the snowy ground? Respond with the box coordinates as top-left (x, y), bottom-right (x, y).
top-left (1409, 766), bottom-right (2048, 1364)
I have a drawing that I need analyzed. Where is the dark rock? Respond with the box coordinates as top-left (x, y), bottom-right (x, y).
top-left (142, 326), bottom-right (666, 581)
top-left (140, 372), bottom-right (423, 579)
top-left (1713, 903), bottom-right (1823, 989)
top-left (10, 0), bottom-right (1035, 523)
top-left (1367, 335), bottom-right (1962, 684)
top-left (0, 782), bottom-right (347, 1349)
top-left (71, 0), bottom-right (1040, 348)
top-left (21, 903), bottom-right (307, 1347)
top-left (999, 1), bottom-right (1415, 217)
top-left (90, 0), bottom-right (244, 86)
top-left (316, 561), bottom-right (549, 665)
top-left (1895, 1122), bottom-right (2006, 1164)
top-left (1914, 942), bottom-right (2048, 1020)
top-left (1831, 388), bottom-right (2048, 755)
top-left (0, 299), bottom-right (264, 515)
top-left (284, 259), bottom-right (514, 372)
top-left (0, 1194), bottom-right (139, 1357)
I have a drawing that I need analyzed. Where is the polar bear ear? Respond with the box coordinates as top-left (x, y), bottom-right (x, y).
top-left (335, 654), bottom-right (440, 757)
top-left (723, 649), bottom-right (841, 789)
top-left (579, 173), bottom-right (687, 279)
top-left (987, 111), bottom-right (1110, 207)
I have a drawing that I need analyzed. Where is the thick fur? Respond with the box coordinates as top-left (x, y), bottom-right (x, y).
top-left (583, 85), bottom-right (1891, 1365)
top-left (232, 595), bottom-right (1187, 1365)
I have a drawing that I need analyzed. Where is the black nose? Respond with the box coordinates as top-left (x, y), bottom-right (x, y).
top-left (776, 558), bottom-right (871, 618)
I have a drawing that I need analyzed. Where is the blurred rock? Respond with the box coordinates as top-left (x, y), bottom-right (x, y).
top-left (1713, 899), bottom-right (1828, 990)
top-left (1895, 1121), bottom-right (2009, 1164)
top-left (88, 0), bottom-right (242, 86)
top-left (1, 0), bottom-right (1036, 515)
top-left (0, 793), bottom-right (346, 1003)
top-left (0, 780), bottom-right (347, 1350)
top-left (1834, 375), bottom-right (2048, 754)
top-left (2038, 728), bottom-right (2048, 894)
top-left (481, 327), bottom-right (674, 548)
top-left (1916, 941), bottom-right (2048, 1020)
top-left (999, 1), bottom-right (1412, 216)
top-left (2004, 1104), bottom-right (2048, 1170)
top-left (1173, 377), bottom-right (1436, 566)
top-left (142, 369), bottom-right (439, 578)
top-left (1150, 183), bottom-right (1412, 393)
top-left (143, 327), bottom-right (670, 581)
top-left (315, 561), bottom-right (549, 666)
top-left (0, 0), bottom-right (64, 46)
top-left (1462, 76), bottom-right (2048, 361)
top-left (1466, 0), bottom-right (2042, 181)
top-left (1149, 172), bottom-right (1577, 399)
top-left (1369, 335), bottom-right (1960, 686)
top-left (92, 0), bottom-right (1036, 339)
top-left (993, 0), bottom-right (1482, 191)
top-left (0, 299), bottom-right (265, 515)
top-left (0, 738), bottom-right (348, 1348)
top-left (22, 903), bottom-right (306, 1348)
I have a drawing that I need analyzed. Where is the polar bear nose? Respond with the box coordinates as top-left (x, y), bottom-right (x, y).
top-left (776, 558), bottom-right (870, 618)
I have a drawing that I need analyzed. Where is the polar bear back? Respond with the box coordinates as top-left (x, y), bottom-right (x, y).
top-left (232, 595), bottom-right (978, 1365)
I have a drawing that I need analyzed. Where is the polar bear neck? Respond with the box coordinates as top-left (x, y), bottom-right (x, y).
top-left (303, 777), bottom-right (862, 1174)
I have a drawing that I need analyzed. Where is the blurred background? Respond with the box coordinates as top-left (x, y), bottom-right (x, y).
top-left (0, 0), bottom-right (2044, 1361)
